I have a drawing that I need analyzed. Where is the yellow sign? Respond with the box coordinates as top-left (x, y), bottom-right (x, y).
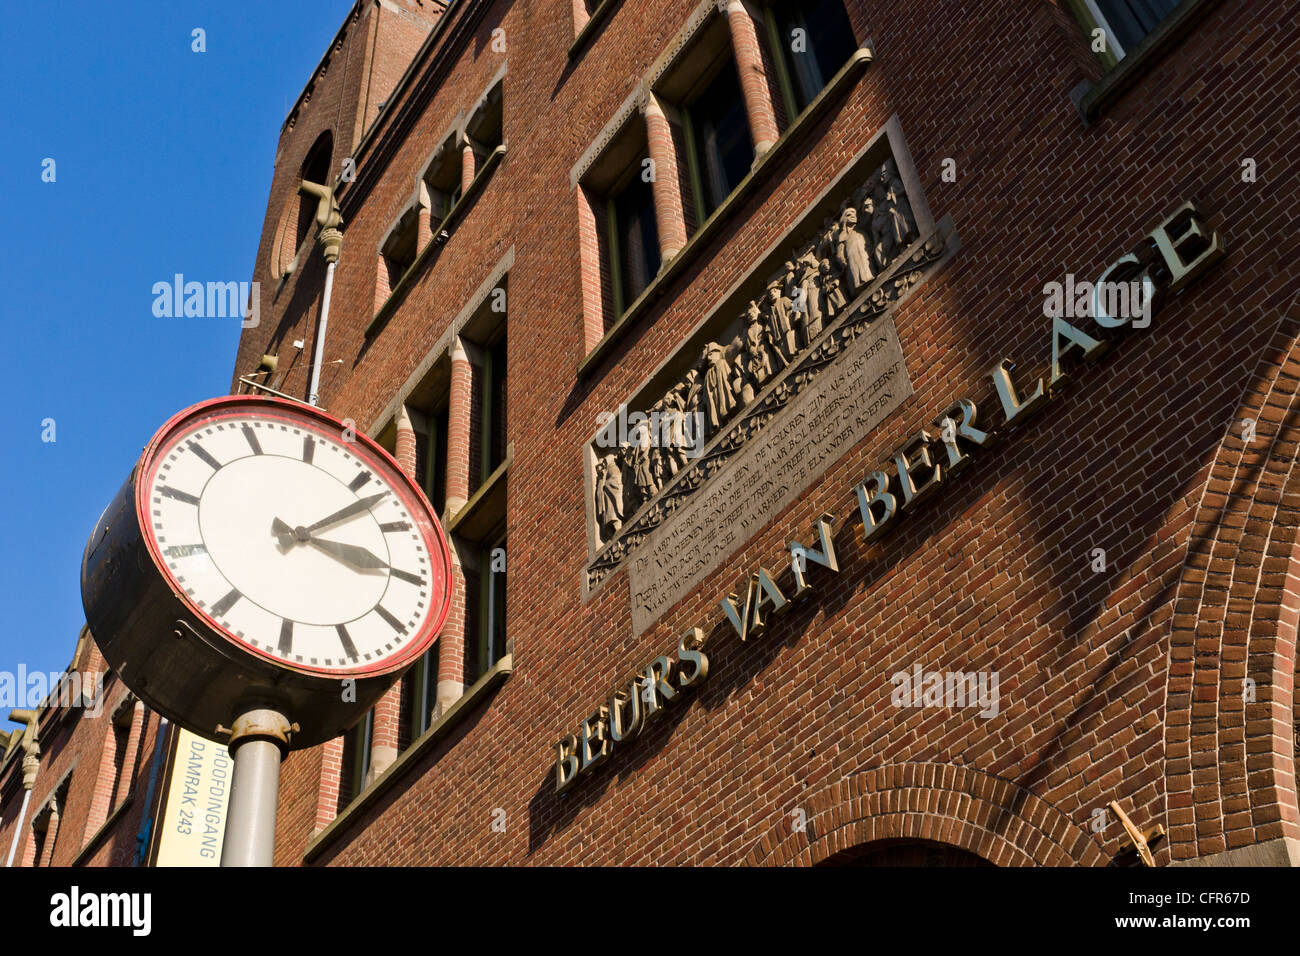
top-left (155, 727), bottom-right (231, 866)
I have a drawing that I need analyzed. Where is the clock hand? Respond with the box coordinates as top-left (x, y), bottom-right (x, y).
top-left (308, 536), bottom-right (390, 571)
top-left (304, 491), bottom-right (389, 534)
top-left (271, 517), bottom-right (298, 551)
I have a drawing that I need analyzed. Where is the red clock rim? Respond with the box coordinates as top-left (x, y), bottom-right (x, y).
top-left (134, 394), bottom-right (453, 679)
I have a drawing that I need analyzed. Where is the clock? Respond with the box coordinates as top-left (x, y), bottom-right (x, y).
top-left (81, 396), bottom-right (453, 749)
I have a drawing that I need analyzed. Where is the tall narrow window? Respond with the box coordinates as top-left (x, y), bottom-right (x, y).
top-left (580, 118), bottom-right (662, 326)
top-left (480, 335), bottom-right (508, 482)
top-left (765, 0), bottom-right (858, 114)
top-left (401, 642), bottom-right (439, 745)
top-left (422, 138), bottom-right (464, 224)
top-left (378, 208), bottom-right (419, 307)
top-left (338, 709), bottom-right (373, 811)
top-left (414, 403), bottom-right (449, 516)
top-left (683, 57), bottom-right (752, 220)
top-left (608, 170), bottom-right (661, 314)
top-left (467, 532), bottom-right (508, 685)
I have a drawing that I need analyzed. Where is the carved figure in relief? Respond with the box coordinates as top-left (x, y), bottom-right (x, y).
top-left (630, 418), bottom-right (659, 504)
top-left (659, 390), bottom-right (692, 477)
top-left (739, 313), bottom-right (775, 403)
top-left (797, 256), bottom-right (825, 344)
top-left (594, 454), bottom-right (624, 543)
top-left (836, 206), bottom-right (874, 294)
top-left (765, 284), bottom-right (798, 362)
top-left (595, 155), bottom-right (922, 544)
top-left (815, 215), bottom-right (839, 264)
top-left (877, 159), bottom-right (916, 249)
top-left (702, 341), bottom-right (737, 431)
top-left (820, 258), bottom-right (847, 317)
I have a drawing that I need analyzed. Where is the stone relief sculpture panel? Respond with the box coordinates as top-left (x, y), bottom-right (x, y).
top-left (590, 155), bottom-right (920, 551)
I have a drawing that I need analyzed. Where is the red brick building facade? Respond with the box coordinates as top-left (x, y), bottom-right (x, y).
top-left (7, 0), bottom-right (1299, 867)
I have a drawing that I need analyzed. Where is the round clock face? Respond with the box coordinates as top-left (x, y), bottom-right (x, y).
top-left (137, 398), bottom-right (451, 678)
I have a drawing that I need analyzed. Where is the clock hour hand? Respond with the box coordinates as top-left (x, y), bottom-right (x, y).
top-left (271, 520), bottom-right (297, 548)
top-left (308, 536), bottom-right (390, 571)
top-left (304, 491), bottom-right (389, 534)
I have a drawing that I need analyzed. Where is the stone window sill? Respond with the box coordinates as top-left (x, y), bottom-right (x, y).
top-left (576, 46), bottom-right (874, 381)
top-left (303, 653), bottom-right (514, 864)
top-left (569, 0), bottom-right (621, 61)
top-left (366, 144), bottom-right (508, 339)
top-left (445, 446), bottom-right (512, 540)
top-left (1075, 0), bottom-right (1223, 123)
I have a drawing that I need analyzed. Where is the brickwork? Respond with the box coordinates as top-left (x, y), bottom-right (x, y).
top-left (5, 0), bottom-right (1294, 869)
top-left (216, 0), bottom-right (1300, 867)
top-left (0, 664), bottom-right (168, 867)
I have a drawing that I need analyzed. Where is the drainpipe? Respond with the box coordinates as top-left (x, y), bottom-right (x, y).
top-left (4, 709), bottom-right (40, 867)
top-left (298, 179), bottom-right (345, 407)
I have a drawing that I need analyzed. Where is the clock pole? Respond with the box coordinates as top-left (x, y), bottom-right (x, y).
top-left (219, 709), bottom-right (296, 867)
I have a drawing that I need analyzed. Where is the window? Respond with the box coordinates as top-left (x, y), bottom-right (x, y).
top-left (422, 133), bottom-right (465, 225)
top-left (401, 642), bottom-right (439, 745)
top-left (476, 333), bottom-right (508, 489)
top-left (465, 532), bottom-right (508, 686)
top-left (682, 56), bottom-right (753, 221)
top-left (338, 709), bottom-right (373, 811)
top-left (273, 130), bottom-right (333, 278)
top-left (608, 169), bottom-right (661, 314)
top-left (580, 119), bottom-right (663, 325)
top-left (455, 294), bottom-right (510, 685)
top-left (414, 403), bottom-right (449, 516)
top-left (378, 207), bottom-right (419, 306)
top-left (297, 132), bottom-right (333, 249)
top-left (466, 80), bottom-right (504, 164)
top-left (107, 718), bottom-right (130, 808)
top-left (1078, 0), bottom-right (1183, 62)
top-left (764, 0), bottom-right (859, 114)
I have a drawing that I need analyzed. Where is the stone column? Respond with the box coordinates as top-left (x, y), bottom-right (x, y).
top-left (113, 701), bottom-right (146, 802)
top-left (368, 689), bottom-right (400, 782)
top-left (446, 339), bottom-right (473, 516)
top-left (85, 719), bottom-right (122, 835)
top-left (367, 404), bottom-right (421, 780)
top-left (313, 736), bottom-right (345, 833)
top-left (417, 202), bottom-right (433, 249)
top-left (437, 340), bottom-right (473, 714)
top-left (577, 188), bottom-right (606, 352)
top-left (720, 0), bottom-right (779, 157)
top-left (461, 138), bottom-right (477, 197)
top-left (642, 93), bottom-right (690, 262)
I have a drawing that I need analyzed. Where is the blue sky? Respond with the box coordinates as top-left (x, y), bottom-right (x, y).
top-left (0, 1), bottom-right (355, 702)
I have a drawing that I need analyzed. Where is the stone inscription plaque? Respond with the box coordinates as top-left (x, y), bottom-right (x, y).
top-left (627, 315), bottom-right (912, 634)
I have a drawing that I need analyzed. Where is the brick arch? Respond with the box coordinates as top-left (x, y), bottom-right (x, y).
top-left (1164, 295), bottom-right (1300, 861)
top-left (746, 763), bottom-right (1106, 867)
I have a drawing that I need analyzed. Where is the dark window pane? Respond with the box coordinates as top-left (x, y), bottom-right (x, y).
top-left (415, 405), bottom-right (448, 515)
top-left (689, 61), bottom-right (753, 217)
top-left (613, 172), bottom-right (661, 307)
top-left (339, 710), bottom-right (373, 811)
top-left (1096, 0), bottom-right (1181, 53)
top-left (490, 536), bottom-right (507, 665)
top-left (483, 338), bottom-right (508, 476)
top-left (771, 0), bottom-right (858, 111)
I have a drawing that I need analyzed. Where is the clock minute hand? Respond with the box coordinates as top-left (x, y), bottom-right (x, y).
top-left (308, 536), bottom-right (390, 571)
top-left (305, 491), bottom-right (389, 534)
